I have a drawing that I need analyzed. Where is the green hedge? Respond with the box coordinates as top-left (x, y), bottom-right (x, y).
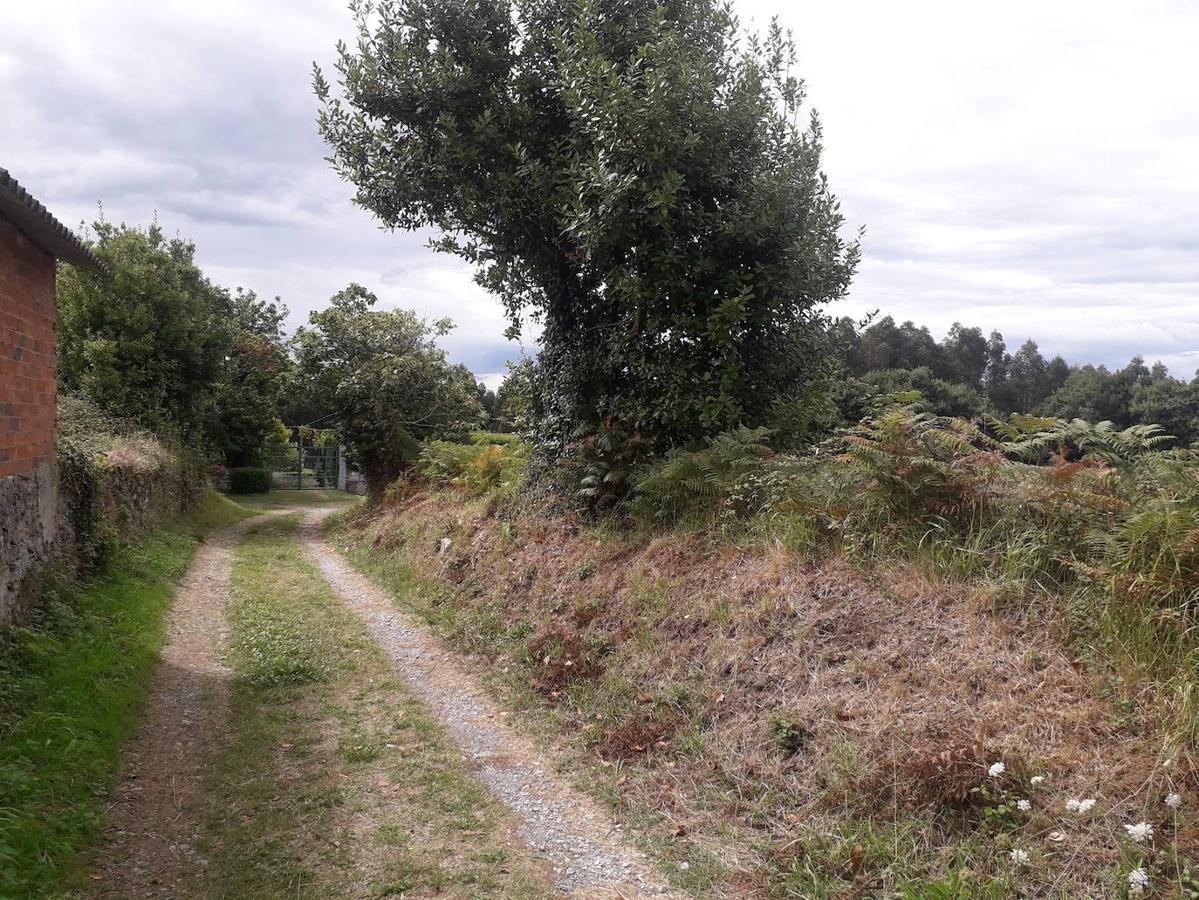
top-left (229, 467), bottom-right (272, 495)
top-left (57, 395), bottom-right (207, 571)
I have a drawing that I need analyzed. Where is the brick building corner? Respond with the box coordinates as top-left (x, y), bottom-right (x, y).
top-left (0, 168), bottom-right (105, 620)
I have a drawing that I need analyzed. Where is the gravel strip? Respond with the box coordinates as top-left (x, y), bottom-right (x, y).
top-left (299, 513), bottom-right (679, 898)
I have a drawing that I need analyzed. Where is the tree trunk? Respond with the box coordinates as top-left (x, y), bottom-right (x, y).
top-left (362, 455), bottom-right (403, 504)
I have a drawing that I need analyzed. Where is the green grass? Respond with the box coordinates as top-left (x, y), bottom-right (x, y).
top-left (0, 490), bottom-right (254, 898)
top-left (232, 488), bottom-right (363, 511)
top-left (193, 515), bottom-right (551, 899)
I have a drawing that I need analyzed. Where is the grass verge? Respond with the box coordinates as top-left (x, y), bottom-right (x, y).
top-left (192, 514), bottom-right (552, 899)
top-left (232, 488), bottom-right (362, 511)
top-left (0, 490), bottom-right (253, 898)
top-left (321, 512), bottom-right (730, 890)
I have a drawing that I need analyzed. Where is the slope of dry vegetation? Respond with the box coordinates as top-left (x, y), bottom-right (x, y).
top-left (330, 478), bottom-right (1199, 897)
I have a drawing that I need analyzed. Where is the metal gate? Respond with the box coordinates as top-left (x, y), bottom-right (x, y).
top-left (272, 427), bottom-right (343, 490)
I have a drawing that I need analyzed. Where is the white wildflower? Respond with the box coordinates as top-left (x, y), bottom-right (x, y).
top-left (988, 761), bottom-right (1006, 778)
top-left (1066, 797), bottom-right (1096, 814)
top-left (1008, 848), bottom-right (1030, 866)
top-left (1128, 866), bottom-right (1149, 895)
top-left (1124, 821), bottom-right (1154, 843)
top-left (1030, 775), bottom-right (1045, 786)
top-left (1016, 799), bottom-right (1031, 812)
top-left (1165, 792), bottom-right (1183, 810)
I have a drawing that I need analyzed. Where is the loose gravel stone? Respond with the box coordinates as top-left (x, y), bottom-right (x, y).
top-left (300, 514), bottom-right (679, 898)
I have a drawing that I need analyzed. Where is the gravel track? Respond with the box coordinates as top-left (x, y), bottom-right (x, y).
top-left (299, 512), bottom-right (679, 899)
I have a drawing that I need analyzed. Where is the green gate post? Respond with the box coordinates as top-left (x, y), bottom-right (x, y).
top-left (297, 441), bottom-right (303, 490)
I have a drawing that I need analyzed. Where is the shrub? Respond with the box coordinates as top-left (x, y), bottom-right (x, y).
top-left (571, 421), bottom-right (651, 515)
top-left (833, 406), bottom-right (999, 522)
top-left (57, 394), bottom-right (202, 570)
top-left (419, 439), bottom-right (529, 497)
top-left (57, 441), bottom-right (118, 570)
top-left (229, 467), bottom-right (272, 494)
top-left (770, 713), bottom-right (812, 757)
top-left (261, 420), bottom-right (295, 470)
top-left (628, 426), bottom-right (777, 529)
top-left (1101, 454), bottom-right (1199, 612)
top-left (991, 415), bottom-right (1173, 468)
top-left (420, 441), bottom-right (482, 483)
top-left (469, 431), bottom-right (520, 446)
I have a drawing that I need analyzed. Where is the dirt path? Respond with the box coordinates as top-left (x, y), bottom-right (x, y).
top-left (199, 512), bottom-right (557, 898)
top-left (90, 513), bottom-right (279, 898)
top-left (88, 503), bottom-right (675, 898)
top-left (298, 512), bottom-right (679, 899)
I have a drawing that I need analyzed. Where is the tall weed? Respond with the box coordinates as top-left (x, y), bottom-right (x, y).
top-left (419, 436), bottom-right (528, 497)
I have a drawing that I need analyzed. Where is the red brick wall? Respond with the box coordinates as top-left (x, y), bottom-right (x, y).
top-left (0, 217), bottom-right (57, 479)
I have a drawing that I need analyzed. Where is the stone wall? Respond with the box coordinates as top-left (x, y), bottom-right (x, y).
top-left (0, 462), bottom-right (58, 620)
top-left (0, 217), bottom-right (60, 621)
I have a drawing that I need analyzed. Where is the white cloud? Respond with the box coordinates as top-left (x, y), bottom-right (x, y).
top-left (763, 0), bottom-right (1199, 369)
top-left (2, 0), bottom-right (1197, 377)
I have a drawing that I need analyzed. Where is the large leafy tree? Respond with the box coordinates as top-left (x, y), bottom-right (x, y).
top-left (995, 339), bottom-right (1050, 413)
top-left (939, 323), bottom-right (988, 390)
top-left (856, 316), bottom-right (943, 374)
top-left (1130, 377), bottom-right (1199, 446)
top-left (293, 284), bottom-right (482, 495)
top-left (1041, 365), bottom-right (1128, 425)
top-left (58, 220), bottom-right (291, 466)
top-left (315, 0), bottom-right (858, 457)
top-left (210, 289), bottom-right (291, 466)
top-left (57, 220), bottom-right (230, 436)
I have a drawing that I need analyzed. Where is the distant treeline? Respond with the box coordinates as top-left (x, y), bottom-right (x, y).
top-left (830, 315), bottom-right (1199, 445)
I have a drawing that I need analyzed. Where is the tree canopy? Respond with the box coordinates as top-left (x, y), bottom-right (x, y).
top-left (834, 314), bottom-right (1199, 446)
top-left (210, 289), bottom-right (290, 467)
top-left (293, 284), bottom-right (482, 494)
top-left (315, 0), bottom-right (858, 457)
top-left (57, 220), bottom-right (229, 437)
top-left (57, 218), bottom-right (292, 467)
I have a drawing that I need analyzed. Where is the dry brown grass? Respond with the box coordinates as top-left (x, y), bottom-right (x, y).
top-left (99, 434), bottom-right (168, 472)
top-left (338, 487), bottom-right (1199, 896)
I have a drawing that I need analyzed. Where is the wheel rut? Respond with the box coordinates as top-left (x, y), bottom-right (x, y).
top-left (90, 512), bottom-right (282, 898)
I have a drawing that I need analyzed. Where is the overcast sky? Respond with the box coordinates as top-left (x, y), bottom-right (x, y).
top-left (3, 1), bottom-right (1197, 387)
